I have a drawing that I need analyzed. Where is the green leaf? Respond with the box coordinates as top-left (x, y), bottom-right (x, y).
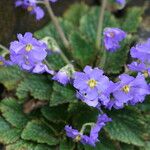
top-left (122, 7), bottom-right (143, 33)
top-left (41, 104), bottom-right (68, 123)
top-left (64, 3), bottom-right (89, 26)
top-left (79, 6), bottom-right (119, 44)
top-left (0, 117), bottom-right (21, 144)
top-left (105, 108), bottom-right (145, 146)
top-left (16, 74), bottom-right (52, 101)
top-left (50, 83), bottom-right (77, 106)
top-left (102, 36), bottom-right (132, 74)
top-left (0, 66), bottom-right (25, 90)
top-left (6, 140), bottom-right (35, 150)
top-left (69, 32), bottom-right (95, 67)
top-left (0, 98), bottom-right (28, 128)
top-left (21, 120), bottom-right (58, 146)
top-left (6, 140), bottom-right (55, 150)
top-left (46, 53), bottom-right (66, 70)
top-left (68, 102), bottom-right (98, 128)
top-left (84, 135), bottom-right (116, 150)
top-left (59, 139), bottom-right (74, 150)
top-left (35, 19), bottom-right (74, 50)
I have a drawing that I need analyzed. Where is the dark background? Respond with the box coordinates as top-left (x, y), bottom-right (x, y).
top-left (0, 0), bottom-right (149, 47)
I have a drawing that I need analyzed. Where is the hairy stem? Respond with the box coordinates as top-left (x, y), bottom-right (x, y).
top-left (0, 44), bottom-right (9, 51)
top-left (80, 123), bottom-right (95, 134)
top-left (59, 51), bottom-right (70, 64)
top-left (44, 0), bottom-right (70, 49)
top-left (96, 0), bottom-right (107, 50)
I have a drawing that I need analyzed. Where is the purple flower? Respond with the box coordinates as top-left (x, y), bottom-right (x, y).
top-left (15, 0), bottom-right (44, 20)
top-left (116, 0), bottom-right (126, 8)
top-left (128, 62), bottom-right (150, 78)
top-left (52, 64), bottom-right (74, 85)
top-left (108, 74), bottom-right (150, 109)
top-left (65, 114), bottom-right (111, 147)
top-left (130, 39), bottom-right (150, 63)
top-left (9, 32), bottom-right (48, 73)
top-left (73, 66), bottom-right (110, 107)
top-left (32, 63), bottom-right (54, 74)
top-left (52, 71), bottom-right (69, 85)
top-left (103, 27), bottom-right (126, 52)
top-left (0, 56), bottom-right (13, 67)
top-left (65, 125), bottom-right (91, 145)
top-left (89, 114), bottom-right (112, 146)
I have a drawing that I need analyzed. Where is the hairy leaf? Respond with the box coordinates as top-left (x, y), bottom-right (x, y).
top-left (0, 98), bottom-right (28, 128)
top-left (0, 117), bottom-right (21, 144)
top-left (16, 74), bottom-right (52, 101)
top-left (64, 3), bottom-right (89, 26)
top-left (21, 120), bottom-right (58, 146)
top-left (0, 66), bottom-right (25, 90)
top-left (105, 108), bottom-right (145, 146)
top-left (41, 104), bottom-right (68, 123)
top-left (50, 83), bottom-right (77, 106)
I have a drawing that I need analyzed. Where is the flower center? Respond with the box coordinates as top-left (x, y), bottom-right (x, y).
top-left (0, 61), bottom-right (4, 66)
top-left (109, 32), bottom-right (115, 37)
top-left (27, 6), bottom-right (33, 12)
top-left (88, 79), bottom-right (97, 88)
top-left (122, 85), bottom-right (130, 93)
top-left (143, 71), bottom-right (149, 78)
top-left (25, 44), bottom-right (32, 52)
top-left (74, 135), bottom-right (81, 142)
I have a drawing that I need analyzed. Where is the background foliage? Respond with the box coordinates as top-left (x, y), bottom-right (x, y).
top-left (0, 2), bottom-right (150, 150)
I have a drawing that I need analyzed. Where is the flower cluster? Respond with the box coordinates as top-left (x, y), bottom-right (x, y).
top-left (1, 27), bottom-right (149, 147)
top-left (65, 114), bottom-right (112, 146)
top-left (15, 0), bottom-right (57, 20)
top-left (9, 32), bottom-right (54, 74)
top-left (73, 66), bottom-right (150, 109)
top-left (128, 39), bottom-right (150, 78)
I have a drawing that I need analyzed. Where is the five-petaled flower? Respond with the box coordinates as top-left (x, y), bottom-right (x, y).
top-left (73, 66), bottom-right (110, 107)
top-left (107, 74), bottom-right (150, 109)
top-left (9, 32), bottom-right (53, 74)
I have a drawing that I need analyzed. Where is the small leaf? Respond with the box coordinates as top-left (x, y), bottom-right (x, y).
top-left (21, 120), bottom-right (58, 146)
top-left (50, 83), bottom-right (77, 106)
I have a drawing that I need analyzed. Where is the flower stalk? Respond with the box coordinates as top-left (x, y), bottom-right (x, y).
top-left (43, 0), bottom-right (70, 50)
top-left (96, 0), bottom-right (107, 50)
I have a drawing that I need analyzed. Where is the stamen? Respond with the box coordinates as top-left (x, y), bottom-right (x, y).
top-left (74, 135), bottom-right (81, 142)
top-left (25, 44), bottom-right (32, 52)
top-left (0, 61), bottom-right (4, 66)
top-left (88, 79), bottom-right (97, 88)
top-left (27, 6), bottom-right (33, 12)
top-left (143, 71), bottom-right (149, 78)
top-left (122, 85), bottom-right (130, 93)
